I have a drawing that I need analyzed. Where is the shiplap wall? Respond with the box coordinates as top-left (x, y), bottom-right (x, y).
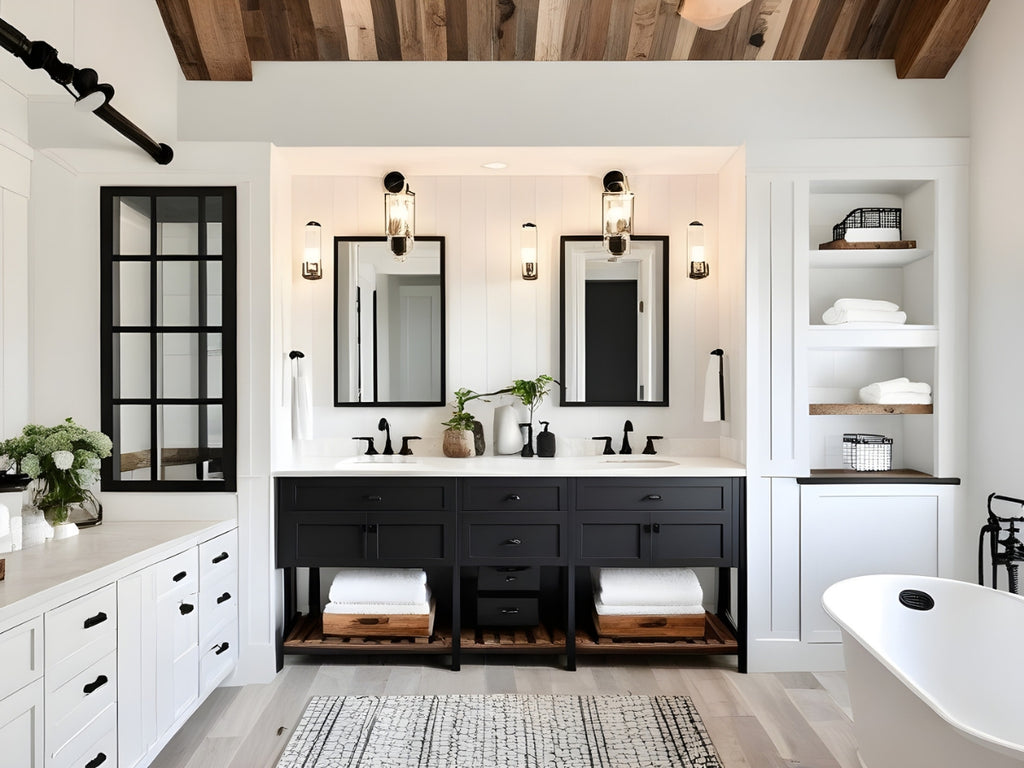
top-left (288, 172), bottom-right (729, 456)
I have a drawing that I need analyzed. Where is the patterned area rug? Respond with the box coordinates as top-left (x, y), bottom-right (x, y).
top-left (275, 694), bottom-right (722, 768)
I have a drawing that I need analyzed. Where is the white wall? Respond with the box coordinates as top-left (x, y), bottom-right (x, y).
top-left (967, 0), bottom-right (1024, 586)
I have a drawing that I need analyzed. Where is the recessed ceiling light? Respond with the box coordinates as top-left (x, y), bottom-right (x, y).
top-left (482, 162), bottom-right (507, 170)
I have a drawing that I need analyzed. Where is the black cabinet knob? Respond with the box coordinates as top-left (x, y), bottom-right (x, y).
top-left (504, 575), bottom-right (518, 583)
top-left (502, 538), bottom-right (522, 546)
top-left (643, 523), bottom-right (652, 533)
top-left (212, 552), bottom-right (229, 564)
top-left (83, 674), bottom-right (108, 695)
top-left (216, 592), bottom-right (232, 604)
top-left (643, 494), bottom-right (662, 501)
top-left (367, 495), bottom-right (383, 502)
top-left (83, 611), bottom-right (108, 630)
top-left (498, 607), bottom-right (520, 615)
top-left (85, 753), bottom-right (108, 768)
top-left (214, 642), bottom-right (230, 655)
top-left (179, 602), bottom-right (195, 615)
top-left (506, 493), bottom-right (521, 501)
top-left (653, 523), bottom-right (661, 533)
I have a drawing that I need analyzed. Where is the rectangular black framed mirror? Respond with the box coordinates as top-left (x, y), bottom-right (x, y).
top-left (560, 235), bottom-right (668, 406)
top-left (333, 236), bottom-right (445, 406)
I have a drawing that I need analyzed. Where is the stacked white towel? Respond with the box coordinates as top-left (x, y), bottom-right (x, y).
top-left (592, 567), bottom-right (704, 615)
top-left (822, 298), bottom-right (907, 326)
top-left (324, 568), bottom-right (431, 615)
top-left (858, 377), bottom-right (932, 405)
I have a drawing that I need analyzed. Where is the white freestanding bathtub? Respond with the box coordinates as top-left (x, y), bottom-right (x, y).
top-left (822, 574), bottom-right (1024, 768)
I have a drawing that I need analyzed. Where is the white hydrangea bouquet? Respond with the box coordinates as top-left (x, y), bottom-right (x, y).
top-left (0, 418), bottom-right (112, 524)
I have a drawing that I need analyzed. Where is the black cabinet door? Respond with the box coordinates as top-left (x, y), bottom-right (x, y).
top-left (372, 511), bottom-right (455, 565)
top-left (282, 511), bottom-right (367, 567)
top-left (574, 510), bottom-right (649, 565)
top-left (649, 512), bottom-right (733, 566)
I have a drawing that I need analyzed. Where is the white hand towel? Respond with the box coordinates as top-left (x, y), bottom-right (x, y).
top-left (290, 355), bottom-right (313, 441)
top-left (325, 587), bottom-right (432, 615)
top-left (833, 298), bottom-right (900, 313)
top-left (859, 392), bottom-right (933, 405)
top-left (859, 378), bottom-right (931, 401)
top-left (822, 307), bottom-right (907, 325)
top-left (329, 568), bottom-right (428, 605)
top-left (593, 567), bottom-right (703, 607)
top-left (702, 353), bottom-right (724, 422)
top-left (593, 596), bottom-right (705, 616)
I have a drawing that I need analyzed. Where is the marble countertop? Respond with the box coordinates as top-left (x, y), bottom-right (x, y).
top-left (274, 454), bottom-right (746, 477)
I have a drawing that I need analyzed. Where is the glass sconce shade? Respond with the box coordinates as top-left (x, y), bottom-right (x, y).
top-left (302, 220), bottom-right (323, 280)
top-left (602, 170), bottom-right (633, 259)
top-left (521, 222), bottom-right (538, 280)
top-left (688, 220), bottom-right (709, 279)
top-left (384, 171), bottom-right (415, 262)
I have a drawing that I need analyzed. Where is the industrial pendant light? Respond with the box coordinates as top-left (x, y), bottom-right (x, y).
top-left (602, 170), bottom-right (634, 260)
top-left (383, 171), bottom-right (415, 261)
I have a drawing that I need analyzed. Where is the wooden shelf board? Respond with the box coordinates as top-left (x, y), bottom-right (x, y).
top-left (283, 613), bottom-right (453, 653)
top-left (809, 247), bottom-right (932, 269)
top-left (810, 403), bottom-right (933, 415)
top-left (817, 239), bottom-right (917, 251)
top-left (460, 623), bottom-right (567, 653)
top-left (576, 612), bottom-right (738, 655)
top-left (806, 325), bottom-right (938, 349)
top-left (799, 469), bottom-right (961, 485)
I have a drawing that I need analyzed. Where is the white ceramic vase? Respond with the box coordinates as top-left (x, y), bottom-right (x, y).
top-left (52, 521), bottom-right (79, 540)
top-left (21, 506), bottom-right (52, 548)
top-left (493, 405), bottom-right (524, 455)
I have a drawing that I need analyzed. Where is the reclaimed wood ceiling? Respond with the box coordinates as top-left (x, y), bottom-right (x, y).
top-left (155, 0), bottom-right (989, 82)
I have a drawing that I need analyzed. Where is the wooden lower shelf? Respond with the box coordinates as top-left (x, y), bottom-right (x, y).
top-left (810, 403), bottom-right (932, 415)
top-left (461, 623), bottom-right (567, 653)
top-left (577, 612), bottom-right (738, 655)
top-left (283, 613), bottom-right (453, 653)
top-left (799, 469), bottom-right (960, 485)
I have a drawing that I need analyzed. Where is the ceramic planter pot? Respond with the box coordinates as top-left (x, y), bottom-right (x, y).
top-left (442, 428), bottom-right (475, 458)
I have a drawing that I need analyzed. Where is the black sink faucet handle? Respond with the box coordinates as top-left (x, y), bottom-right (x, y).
top-left (592, 436), bottom-right (615, 455)
top-left (378, 418), bottom-right (394, 455)
top-left (399, 436), bottom-right (421, 456)
top-left (620, 420), bottom-right (634, 454)
top-left (353, 436), bottom-right (378, 455)
top-left (643, 436), bottom-right (664, 455)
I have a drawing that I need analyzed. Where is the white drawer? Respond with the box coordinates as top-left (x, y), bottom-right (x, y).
top-left (199, 569), bottom-right (237, 646)
top-left (45, 586), bottom-right (116, 690)
top-left (49, 701), bottom-right (116, 768)
top-left (46, 650), bottom-right (117, 756)
top-left (200, 620), bottom-right (237, 697)
top-left (199, 528), bottom-right (237, 584)
top-left (154, 547), bottom-right (199, 601)
top-left (0, 616), bottom-right (42, 700)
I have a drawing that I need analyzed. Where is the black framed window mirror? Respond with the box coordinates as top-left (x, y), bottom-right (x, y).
top-left (560, 235), bottom-right (668, 406)
top-left (100, 187), bottom-right (237, 491)
top-left (334, 236), bottom-right (445, 406)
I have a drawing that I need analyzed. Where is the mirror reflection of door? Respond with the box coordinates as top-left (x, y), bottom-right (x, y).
top-left (585, 280), bottom-right (638, 402)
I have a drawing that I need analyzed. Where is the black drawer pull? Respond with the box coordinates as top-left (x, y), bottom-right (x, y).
top-left (82, 674), bottom-right (108, 695)
top-left (502, 538), bottom-right (522, 546)
top-left (214, 642), bottom-right (230, 655)
top-left (212, 552), bottom-right (230, 564)
top-left (216, 592), bottom-right (232, 604)
top-left (364, 523), bottom-right (378, 533)
top-left (504, 576), bottom-right (518, 583)
top-left (653, 523), bottom-right (661, 533)
top-left (644, 494), bottom-right (663, 501)
top-left (643, 524), bottom-right (652, 533)
top-left (83, 611), bottom-right (107, 630)
top-left (180, 602), bottom-right (195, 615)
top-left (173, 570), bottom-right (188, 582)
top-left (498, 608), bottom-right (520, 615)
top-left (506, 493), bottom-right (521, 501)
top-left (85, 753), bottom-right (107, 768)
top-left (366, 495), bottom-right (383, 502)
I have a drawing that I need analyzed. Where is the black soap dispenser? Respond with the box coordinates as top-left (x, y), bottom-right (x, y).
top-left (537, 421), bottom-right (556, 457)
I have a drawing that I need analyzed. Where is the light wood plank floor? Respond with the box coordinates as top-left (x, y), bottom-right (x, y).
top-left (150, 656), bottom-right (858, 768)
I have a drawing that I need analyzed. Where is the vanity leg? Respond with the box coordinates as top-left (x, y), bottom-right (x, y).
top-left (308, 567), bottom-right (321, 617)
top-left (278, 567), bottom-right (296, 672)
top-left (565, 565), bottom-right (576, 671)
top-left (451, 564), bottom-right (461, 671)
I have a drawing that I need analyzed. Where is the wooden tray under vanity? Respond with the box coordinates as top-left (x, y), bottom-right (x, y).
top-left (322, 599), bottom-right (435, 638)
top-left (592, 610), bottom-right (706, 639)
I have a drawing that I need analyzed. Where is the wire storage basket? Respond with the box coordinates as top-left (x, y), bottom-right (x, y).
top-left (832, 207), bottom-right (901, 241)
top-left (843, 433), bottom-right (893, 471)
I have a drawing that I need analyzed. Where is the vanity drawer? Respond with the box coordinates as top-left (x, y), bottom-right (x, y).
top-left (199, 570), bottom-right (237, 646)
top-left (0, 616), bottom-right (42, 700)
top-left (575, 479), bottom-right (728, 512)
top-left (477, 596), bottom-right (539, 627)
top-left (461, 512), bottom-right (566, 563)
top-left (45, 585), bottom-right (117, 691)
top-left (199, 528), bottom-right (238, 583)
top-left (461, 479), bottom-right (566, 511)
top-left (279, 478), bottom-right (454, 512)
top-left (200, 621), bottom-right (237, 697)
top-left (46, 650), bottom-right (117, 757)
top-left (49, 701), bottom-right (116, 768)
top-left (478, 566), bottom-right (541, 592)
top-left (154, 547), bottom-right (199, 600)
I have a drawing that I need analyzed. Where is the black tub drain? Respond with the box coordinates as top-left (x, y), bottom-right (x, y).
top-left (899, 589), bottom-right (935, 611)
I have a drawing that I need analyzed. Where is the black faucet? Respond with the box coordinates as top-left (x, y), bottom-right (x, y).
top-left (620, 420), bottom-right (633, 454)
top-left (643, 435), bottom-right (663, 455)
top-left (398, 436), bottom-right (421, 455)
top-left (353, 436), bottom-right (377, 455)
top-left (592, 436), bottom-right (615, 455)
top-left (378, 418), bottom-right (394, 455)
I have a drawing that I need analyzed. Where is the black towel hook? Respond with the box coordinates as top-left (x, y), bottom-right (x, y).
top-left (289, 350), bottom-right (305, 359)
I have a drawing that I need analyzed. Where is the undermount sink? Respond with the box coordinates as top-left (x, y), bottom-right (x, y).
top-left (335, 456), bottom-right (421, 468)
top-left (600, 458), bottom-right (679, 468)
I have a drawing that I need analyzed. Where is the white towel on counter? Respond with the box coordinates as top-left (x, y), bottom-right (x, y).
top-left (593, 596), bottom-right (705, 616)
top-left (328, 568), bottom-right (428, 605)
top-left (592, 567), bottom-right (703, 607)
top-left (859, 377), bottom-right (931, 402)
top-left (290, 355), bottom-right (313, 440)
top-left (833, 298), bottom-right (900, 313)
top-left (325, 587), bottom-right (432, 615)
top-left (702, 353), bottom-right (724, 422)
top-left (822, 307), bottom-right (907, 325)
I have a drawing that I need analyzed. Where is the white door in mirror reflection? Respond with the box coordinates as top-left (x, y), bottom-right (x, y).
top-left (336, 237), bottom-right (444, 405)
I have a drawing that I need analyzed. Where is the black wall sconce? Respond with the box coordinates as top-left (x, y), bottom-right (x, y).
top-left (302, 221), bottom-right (323, 280)
top-left (521, 222), bottom-right (538, 280)
top-left (383, 171), bottom-right (415, 261)
top-left (688, 220), bottom-right (709, 279)
top-left (0, 16), bottom-right (173, 164)
top-left (602, 170), bottom-right (634, 259)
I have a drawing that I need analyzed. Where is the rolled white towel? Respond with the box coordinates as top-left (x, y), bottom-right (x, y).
top-left (859, 378), bottom-right (931, 402)
top-left (822, 307), bottom-right (907, 325)
top-left (593, 595), bottom-right (705, 616)
top-left (833, 298), bottom-right (900, 313)
top-left (328, 568), bottom-right (428, 605)
top-left (325, 587), bottom-right (432, 615)
top-left (592, 567), bottom-right (703, 607)
top-left (860, 392), bottom-right (933, 405)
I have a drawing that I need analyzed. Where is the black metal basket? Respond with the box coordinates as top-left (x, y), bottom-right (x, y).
top-left (832, 208), bottom-right (902, 241)
top-left (843, 433), bottom-right (893, 471)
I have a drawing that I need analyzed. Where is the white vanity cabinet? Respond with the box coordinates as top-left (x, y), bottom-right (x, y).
top-left (197, 529), bottom-right (238, 697)
top-left (0, 617), bottom-right (44, 768)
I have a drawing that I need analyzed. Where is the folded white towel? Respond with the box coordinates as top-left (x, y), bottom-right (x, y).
top-left (859, 392), bottom-right (933, 405)
top-left (592, 567), bottom-right (703, 607)
top-left (324, 588), bottom-right (432, 616)
top-left (859, 378), bottom-right (931, 402)
top-left (593, 595), bottom-right (705, 616)
top-left (833, 298), bottom-right (900, 313)
top-left (822, 307), bottom-right (907, 325)
top-left (328, 568), bottom-right (428, 605)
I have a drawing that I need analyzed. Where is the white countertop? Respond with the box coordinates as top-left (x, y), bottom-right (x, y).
top-left (274, 454), bottom-right (745, 477)
top-left (0, 519), bottom-right (235, 631)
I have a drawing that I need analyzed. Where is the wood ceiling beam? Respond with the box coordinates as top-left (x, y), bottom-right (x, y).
top-left (309, 0), bottom-right (349, 59)
top-left (893, 0), bottom-right (989, 78)
top-left (156, 0), bottom-right (253, 81)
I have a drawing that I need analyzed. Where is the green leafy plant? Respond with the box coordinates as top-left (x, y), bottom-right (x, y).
top-left (0, 417), bottom-right (112, 524)
top-left (442, 387), bottom-right (488, 431)
top-left (506, 374), bottom-right (557, 426)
